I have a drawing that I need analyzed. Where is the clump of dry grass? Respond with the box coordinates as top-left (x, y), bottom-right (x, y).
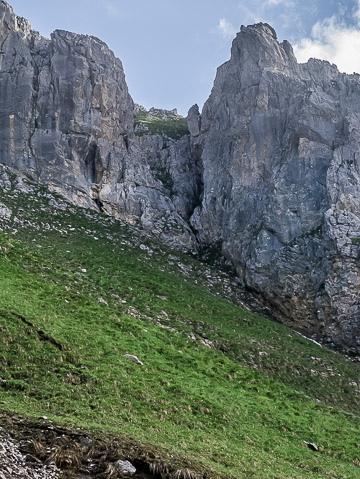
top-left (29, 439), bottom-right (47, 459)
top-left (49, 437), bottom-right (83, 469)
top-left (149, 461), bottom-right (170, 477)
top-left (105, 463), bottom-right (119, 478)
top-left (173, 469), bottom-right (198, 479)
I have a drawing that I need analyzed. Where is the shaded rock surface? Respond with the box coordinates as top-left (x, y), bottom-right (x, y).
top-left (0, 2), bottom-right (359, 354)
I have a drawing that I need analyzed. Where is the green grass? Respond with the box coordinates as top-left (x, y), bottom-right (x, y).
top-left (0, 173), bottom-right (359, 478)
top-left (134, 109), bottom-right (189, 139)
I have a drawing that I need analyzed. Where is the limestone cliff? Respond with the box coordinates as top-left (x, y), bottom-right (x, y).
top-left (0, 2), bottom-right (359, 354)
top-left (189, 24), bottom-right (360, 354)
top-left (0, 0), bottom-right (198, 248)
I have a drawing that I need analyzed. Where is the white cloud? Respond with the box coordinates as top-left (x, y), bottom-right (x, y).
top-left (217, 18), bottom-right (238, 40)
top-left (264, 0), bottom-right (294, 6)
top-left (294, 1), bottom-right (360, 74)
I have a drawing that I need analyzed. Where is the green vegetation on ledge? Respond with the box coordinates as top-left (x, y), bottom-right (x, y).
top-left (0, 170), bottom-right (359, 478)
top-left (134, 106), bottom-right (189, 139)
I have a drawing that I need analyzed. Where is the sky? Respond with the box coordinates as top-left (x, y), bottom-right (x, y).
top-left (7, 0), bottom-right (360, 115)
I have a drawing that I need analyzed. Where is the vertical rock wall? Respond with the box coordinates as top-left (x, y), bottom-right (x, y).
top-left (0, 0), bottom-right (199, 248)
top-left (189, 24), bottom-right (360, 353)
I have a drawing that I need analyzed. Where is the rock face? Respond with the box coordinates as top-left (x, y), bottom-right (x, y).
top-left (0, 2), bottom-right (359, 354)
top-left (0, 2), bottom-right (132, 198)
top-left (189, 24), bottom-right (360, 353)
top-left (0, 0), bottom-right (198, 248)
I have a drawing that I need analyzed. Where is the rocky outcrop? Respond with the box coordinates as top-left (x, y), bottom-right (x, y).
top-left (0, 2), bottom-right (359, 353)
top-left (0, 2), bottom-right (133, 198)
top-left (0, 0), bottom-right (198, 248)
top-left (189, 23), bottom-right (360, 353)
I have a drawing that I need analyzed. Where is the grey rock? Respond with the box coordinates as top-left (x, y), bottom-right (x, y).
top-left (0, 202), bottom-right (11, 220)
top-left (187, 104), bottom-right (201, 137)
top-left (0, 165), bottom-right (12, 191)
top-left (14, 176), bottom-right (34, 193)
top-left (79, 436), bottom-right (92, 450)
top-left (146, 106), bottom-right (180, 120)
top-left (0, 1), bottom-right (131, 202)
top-left (114, 459), bottom-right (136, 475)
top-left (98, 297), bottom-right (108, 306)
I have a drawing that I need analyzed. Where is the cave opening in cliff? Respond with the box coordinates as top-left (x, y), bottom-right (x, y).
top-left (85, 142), bottom-right (103, 184)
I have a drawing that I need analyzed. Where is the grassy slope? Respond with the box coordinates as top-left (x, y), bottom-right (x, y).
top-left (0, 172), bottom-right (359, 478)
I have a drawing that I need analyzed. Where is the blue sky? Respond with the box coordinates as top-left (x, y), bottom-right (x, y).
top-left (8, 0), bottom-right (360, 115)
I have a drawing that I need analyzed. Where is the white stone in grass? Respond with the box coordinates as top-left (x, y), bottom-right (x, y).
top-left (124, 354), bottom-right (143, 366)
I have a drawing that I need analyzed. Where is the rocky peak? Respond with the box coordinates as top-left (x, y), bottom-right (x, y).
top-left (0, 1), bottom-right (135, 214)
top-left (241, 22), bottom-right (277, 39)
top-left (230, 22), bottom-right (299, 74)
top-left (201, 22), bottom-right (301, 132)
top-left (0, 0), bottom-right (15, 26)
top-left (134, 104), bottom-right (181, 120)
top-left (186, 104), bottom-right (201, 137)
top-left (0, 1), bottom-right (34, 40)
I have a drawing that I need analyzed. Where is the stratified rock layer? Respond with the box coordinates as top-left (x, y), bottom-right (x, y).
top-left (0, 2), bottom-right (359, 353)
top-left (190, 24), bottom-right (360, 353)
